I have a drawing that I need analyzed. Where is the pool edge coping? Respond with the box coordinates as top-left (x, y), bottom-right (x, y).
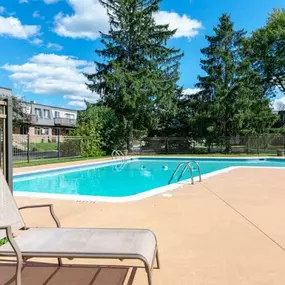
top-left (13, 164), bottom-right (285, 203)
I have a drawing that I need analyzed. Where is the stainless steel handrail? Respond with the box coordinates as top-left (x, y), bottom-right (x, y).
top-left (168, 160), bottom-right (202, 185)
top-left (177, 163), bottom-right (194, 184)
top-left (111, 150), bottom-right (126, 161)
top-left (168, 162), bottom-right (186, 184)
top-left (189, 161), bottom-right (202, 182)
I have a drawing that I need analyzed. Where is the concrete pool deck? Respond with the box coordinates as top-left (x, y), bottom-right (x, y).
top-left (2, 167), bottom-right (285, 284)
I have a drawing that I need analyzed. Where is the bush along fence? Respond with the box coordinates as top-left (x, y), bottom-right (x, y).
top-left (139, 135), bottom-right (285, 155)
top-left (12, 134), bottom-right (85, 163)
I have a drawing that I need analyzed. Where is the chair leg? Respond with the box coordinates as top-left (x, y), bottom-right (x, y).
top-left (16, 256), bottom-right (23, 285)
top-left (58, 258), bottom-right (63, 266)
top-left (156, 249), bottom-right (160, 269)
top-left (144, 262), bottom-right (153, 285)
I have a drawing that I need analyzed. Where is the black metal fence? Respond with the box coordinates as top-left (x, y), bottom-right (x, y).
top-left (12, 134), bottom-right (285, 164)
top-left (138, 135), bottom-right (285, 155)
top-left (13, 135), bottom-right (83, 163)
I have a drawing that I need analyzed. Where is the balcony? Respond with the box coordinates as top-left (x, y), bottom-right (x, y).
top-left (54, 117), bottom-right (76, 127)
top-left (29, 115), bottom-right (54, 126)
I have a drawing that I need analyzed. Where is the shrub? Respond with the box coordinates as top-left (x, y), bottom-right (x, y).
top-left (74, 104), bottom-right (125, 155)
top-left (60, 139), bottom-right (81, 157)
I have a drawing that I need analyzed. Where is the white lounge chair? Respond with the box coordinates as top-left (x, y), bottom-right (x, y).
top-left (0, 171), bottom-right (160, 285)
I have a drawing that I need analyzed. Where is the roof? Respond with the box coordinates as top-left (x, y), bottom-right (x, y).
top-left (28, 102), bottom-right (79, 112)
top-left (0, 86), bottom-right (12, 91)
top-left (0, 86), bottom-right (79, 112)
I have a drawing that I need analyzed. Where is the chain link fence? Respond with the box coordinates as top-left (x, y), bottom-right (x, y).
top-left (13, 135), bottom-right (83, 163)
top-left (138, 135), bottom-right (285, 155)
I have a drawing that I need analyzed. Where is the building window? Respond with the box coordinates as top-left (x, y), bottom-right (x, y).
top-left (34, 127), bottom-right (49, 135)
top-left (44, 109), bottom-right (51, 119)
top-left (42, 128), bottom-right (49, 135)
top-left (53, 128), bottom-right (60, 136)
top-left (20, 125), bottom-right (28, 135)
top-left (35, 108), bottom-right (42, 118)
top-left (35, 127), bottom-right (41, 135)
top-left (54, 111), bottom-right (60, 118)
top-left (65, 113), bottom-right (75, 119)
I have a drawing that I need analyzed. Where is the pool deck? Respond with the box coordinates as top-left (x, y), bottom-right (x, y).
top-left (2, 167), bottom-right (285, 284)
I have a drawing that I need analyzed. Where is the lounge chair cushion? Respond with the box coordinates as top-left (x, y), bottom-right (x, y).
top-left (0, 228), bottom-right (157, 267)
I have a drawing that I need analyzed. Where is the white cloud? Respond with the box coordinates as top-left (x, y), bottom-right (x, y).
top-left (43, 0), bottom-right (60, 4)
top-left (68, 100), bottom-right (86, 109)
top-left (0, 6), bottom-right (5, 14)
top-left (19, 0), bottom-right (28, 3)
top-left (2, 53), bottom-right (98, 104)
top-left (32, 10), bottom-right (45, 20)
top-left (154, 11), bottom-right (202, 39)
top-left (46, 42), bottom-right (63, 51)
top-left (30, 38), bottom-right (43, 45)
top-left (183, 88), bottom-right (201, 96)
top-left (0, 16), bottom-right (39, 39)
top-left (273, 97), bottom-right (285, 111)
top-left (54, 0), bottom-right (202, 40)
top-left (54, 0), bottom-right (109, 40)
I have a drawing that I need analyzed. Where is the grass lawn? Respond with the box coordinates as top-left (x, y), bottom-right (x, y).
top-left (30, 142), bottom-right (57, 151)
top-left (13, 156), bottom-right (110, 168)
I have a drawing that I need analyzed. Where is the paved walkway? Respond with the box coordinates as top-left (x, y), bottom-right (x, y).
top-left (1, 168), bottom-right (285, 284)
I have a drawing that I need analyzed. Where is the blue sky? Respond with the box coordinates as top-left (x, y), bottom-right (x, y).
top-left (0, 0), bottom-right (283, 109)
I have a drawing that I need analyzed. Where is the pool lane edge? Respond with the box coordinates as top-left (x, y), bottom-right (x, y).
top-left (13, 165), bottom-right (285, 203)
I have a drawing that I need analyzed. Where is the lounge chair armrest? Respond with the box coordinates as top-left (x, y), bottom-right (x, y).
top-left (19, 204), bottom-right (61, 228)
top-left (0, 225), bottom-right (23, 259)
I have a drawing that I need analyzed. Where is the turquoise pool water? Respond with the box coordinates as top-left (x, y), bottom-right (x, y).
top-left (13, 158), bottom-right (285, 198)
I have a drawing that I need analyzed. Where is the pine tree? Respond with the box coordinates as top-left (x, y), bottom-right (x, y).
top-left (196, 14), bottom-right (277, 152)
top-left (86, 0), bottom-right (183, 150)
top-left (249, 9), bottom-right (285, 96)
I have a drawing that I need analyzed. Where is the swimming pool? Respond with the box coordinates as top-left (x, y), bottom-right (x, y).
top-left (14, 157), bottom-right (285, 201)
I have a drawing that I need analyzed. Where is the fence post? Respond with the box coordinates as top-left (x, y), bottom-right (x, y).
top-left (5, 97), bottom-right (13, 191)
top-left (283, 132), bottom-right (285, 154)
top-left (165, 137), bottom-right (168, 154)
top-left (57, 132), bottom-right (60, 160)
top-left (27, 134), bottom-right (30, 163)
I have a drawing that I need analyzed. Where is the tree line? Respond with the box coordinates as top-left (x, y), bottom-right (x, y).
top-left (75, 0), bottom-right (284, 154)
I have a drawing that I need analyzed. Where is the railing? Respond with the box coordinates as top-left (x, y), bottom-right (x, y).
top-left (29, 115), bottom-right (77, 126)
top-left (111, 150), bottom-right (126, 161)
top-left (179, 161), bottom-right (202, 182)
top-left (113, 160), bottom-right (127, 172)
top-left (139, 135), bottom-right (285, 155)
top-left (168, 161), bottom-right (201, 185)
top-left (54, 117), bottom-right (77, 126)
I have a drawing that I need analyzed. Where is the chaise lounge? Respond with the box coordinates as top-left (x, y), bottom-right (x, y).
top-left (0, 171), bottom-right (160, 285)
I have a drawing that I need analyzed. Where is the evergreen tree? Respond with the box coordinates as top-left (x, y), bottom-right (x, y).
top-left (86, 0), bottom-right (183, 150)
top-left (195, 14), bottom-right (277, 152)
top-left (249, 9), bottom-right (285, 96)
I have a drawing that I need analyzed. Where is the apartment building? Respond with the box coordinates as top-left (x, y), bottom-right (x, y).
top-left (15, 101), bottom-right (78, 136)
top-left (0, 86), bottom-right (79, 136)
top-left (28, 102), bottom-right (78, 136)
top-left (0, 86), bottom-right (12, 98)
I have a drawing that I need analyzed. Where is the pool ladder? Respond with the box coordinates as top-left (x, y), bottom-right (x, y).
top-left (168, 161), bottom-right (202, 185)
top-left (112, 150), bottom-right (127, 161)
